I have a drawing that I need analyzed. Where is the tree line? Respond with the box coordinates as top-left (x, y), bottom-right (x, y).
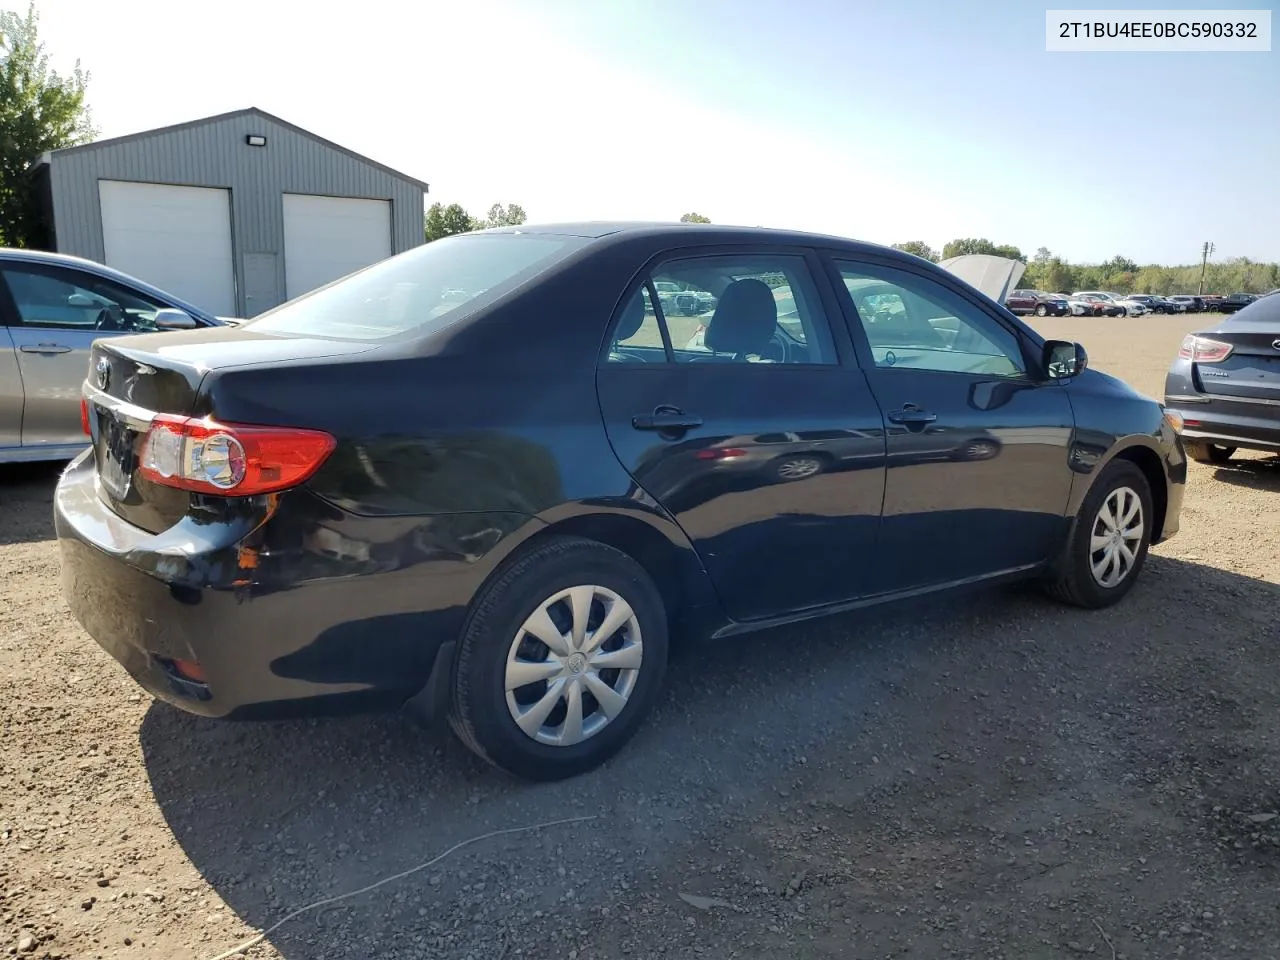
top-left (425, 208), bottom-right (715, 241)
top-left (424, 202), bottom-right (530, 240)
top-left (891, 239), bottom-right (1279, 296)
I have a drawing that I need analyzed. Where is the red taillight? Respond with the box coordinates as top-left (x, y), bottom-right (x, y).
top-left (80, 398), bottom-right (91, 436)
top-left (137, 414), bottom-right (335, 496)
top-left (695, 448), bottom-right (748, 460)
top-left (1178, 334), bottom-right (1232, 363)
top-left (169, 658), bottom-right (207, 683)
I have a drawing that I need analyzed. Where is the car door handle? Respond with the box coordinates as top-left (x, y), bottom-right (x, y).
top-left (19, 343), bottom-right (72, 354)
top-left (887, 405), bottom-right (938, 425)
top-left (632, 411), bottom-right (704, 432)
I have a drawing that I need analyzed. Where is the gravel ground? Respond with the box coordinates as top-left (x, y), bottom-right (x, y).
top-left (2, 314), bottom-right (1278, 960)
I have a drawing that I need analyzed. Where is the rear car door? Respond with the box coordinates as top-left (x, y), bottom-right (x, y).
top-left (597, 248), bottom-right (887, 621)
top-left (827, 255), bottom-right (1076, 594)
top-left (0, 263), bottom-right (184, 450)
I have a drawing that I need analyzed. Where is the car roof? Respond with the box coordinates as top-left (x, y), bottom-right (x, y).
top-left (480, 220), bottom-right (908, 256)
top-left (0, 247), bottom-right (218, 322)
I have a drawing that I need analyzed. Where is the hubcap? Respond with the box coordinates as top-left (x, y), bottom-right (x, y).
top-left (1089, 486), bottom-right (1144, 588)
top-left (778, 457), bottom-right (821, 480)
top-left (504, 585), bottom-right (643, 747)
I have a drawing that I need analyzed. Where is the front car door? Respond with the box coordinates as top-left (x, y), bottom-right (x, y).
top-left (0, 263), bottom-right (188, 452)
top-left (597, 247), bottom-right (887, 621)
top-left (827, 255), bottom-right (1076, 594)
top-left (0, 327), bottom-right (20, 451)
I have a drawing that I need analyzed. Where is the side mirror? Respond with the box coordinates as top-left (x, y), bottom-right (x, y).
top-left (67, 292), bottom-right (97, 308)
top-left (1044, 339), bottom-right (1088, 379)
top-left (153, 308), bottom-right (197, 330)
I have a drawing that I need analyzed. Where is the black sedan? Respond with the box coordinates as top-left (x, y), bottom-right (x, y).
top-left (56, 223), bottom-right (1186, 780)
top-left (1164, 292), bottom-right (1280, 464)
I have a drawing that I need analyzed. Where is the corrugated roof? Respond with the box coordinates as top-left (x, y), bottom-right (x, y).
top-left (37, 107), bottom-right (429, 192)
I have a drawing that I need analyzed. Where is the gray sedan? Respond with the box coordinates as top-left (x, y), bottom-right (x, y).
top-left (1, 249), bottom-right (229, 464)
top-left (1163, 292), bottom-right (1280, 464)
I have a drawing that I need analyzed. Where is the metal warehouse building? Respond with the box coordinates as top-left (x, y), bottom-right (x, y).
top-left (33, 107), bottom-right (428, 318)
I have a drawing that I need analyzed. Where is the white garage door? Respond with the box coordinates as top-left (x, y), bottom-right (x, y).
top-left (282, 194), bottom-right (392, 300)
top-left (98, 181), bottom-right (236, 317)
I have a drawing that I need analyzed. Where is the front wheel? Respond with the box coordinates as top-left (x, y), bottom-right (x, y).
top-left (449, 536), bottom-right (668, 780)
top-left (1041, 459), bottom-right (1153, 609)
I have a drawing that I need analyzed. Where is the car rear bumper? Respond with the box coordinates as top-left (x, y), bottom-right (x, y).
top-left (1163, 397), bottom-right (1280, 453)
top-left (54, 451), bottom-right (509, 720)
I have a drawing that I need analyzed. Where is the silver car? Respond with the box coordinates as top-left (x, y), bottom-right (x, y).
top-left (1, 249), bottom-right (228, 463)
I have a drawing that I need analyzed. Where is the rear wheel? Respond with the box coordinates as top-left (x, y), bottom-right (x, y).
top-left (1035, 304), bottom-right (1048, 317)
top-left (1185, 441), bottom-right (1236, 464)
top-left (1041, 459), bottom-right (1153, 609)
top-left (449, 536), bottom-right (668, 780)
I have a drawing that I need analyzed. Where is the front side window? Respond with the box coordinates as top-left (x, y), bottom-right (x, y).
top-left (247, 232), bottom-right (588, 341)
top-left (1, 266), bottom-right (173, 332)
top-left (836, 261), bottom-right (1027, 377)
top-left (605, 254), bottom-right (837, 365)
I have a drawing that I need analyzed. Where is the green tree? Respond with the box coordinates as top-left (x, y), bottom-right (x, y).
top-left (891, 240), bottom-right (939, 262)
top-left (941, 238), bottom-right (1024, 262)
top-left (1041, 258), bottom-right (1075, 294)
top-left (1103, 255), bottom-right (1138, 276)
top-left (0, 3), bottom-right (95, 247)
top-left (424, 202), bottom-right (478, 241)
top-left (679, 212), bottom-right (711, 223)
top-left (485, 202), bottom-right (527, 228)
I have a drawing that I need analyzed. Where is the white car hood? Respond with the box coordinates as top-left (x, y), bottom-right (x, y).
top-left (937, 255), bottom-right (1026, 304)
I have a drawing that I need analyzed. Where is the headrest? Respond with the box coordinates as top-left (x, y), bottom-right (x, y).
top-left (614, 291), bottom-right (646, 342)
top-left (704, 279), bottom-right (777, 355)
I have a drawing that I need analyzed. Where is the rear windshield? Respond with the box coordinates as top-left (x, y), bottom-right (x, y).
top-left (245, 232), bottom-right (587, 340)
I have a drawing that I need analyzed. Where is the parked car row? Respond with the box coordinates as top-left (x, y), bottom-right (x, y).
top-left (1005, 288), bottom-right (1265, 319)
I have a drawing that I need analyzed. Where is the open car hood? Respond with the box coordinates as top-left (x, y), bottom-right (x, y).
top-left (937, 254), bottom-right (1026, 305)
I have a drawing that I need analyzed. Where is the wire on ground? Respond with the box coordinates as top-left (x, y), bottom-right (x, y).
top-left (203, 814), bottom-right (599, 960)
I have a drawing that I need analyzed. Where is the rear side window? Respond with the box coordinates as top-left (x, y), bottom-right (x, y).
top-left (246, 233), bottom-right (587, 340)
top-left (606, 254), bottom-right (838, 365)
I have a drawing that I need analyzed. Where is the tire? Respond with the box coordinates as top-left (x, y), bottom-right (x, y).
top-left (448, 536), bottom-right (668, 780)
top-left (1034, 304), bottom-right (1048, 317)
top-left (1185, 441), bottom-right (1236, 464)
top-left (1041, 459), bottom-right (1154, 609)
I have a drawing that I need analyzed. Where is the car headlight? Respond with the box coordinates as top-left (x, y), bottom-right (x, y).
top-left (1163, 409), bottom-right (1184, 433)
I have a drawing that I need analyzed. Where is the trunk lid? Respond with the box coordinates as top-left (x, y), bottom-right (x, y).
top-left (84, 327), bottom-right (377, 533)
top-left (1195, 316), bottom-right (1280, 402)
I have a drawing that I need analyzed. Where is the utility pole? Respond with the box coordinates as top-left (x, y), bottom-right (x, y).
top-left (1197, 241), bottom-right (1215, 295)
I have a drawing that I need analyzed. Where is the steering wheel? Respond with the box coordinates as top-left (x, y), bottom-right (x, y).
top-left (93, 306), bottom-right (125, 331)
top-left (762, 330), bottom-right (789, 363)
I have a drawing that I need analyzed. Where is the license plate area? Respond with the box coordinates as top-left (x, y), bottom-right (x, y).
top-left (93, 406), bottom-right (139, 502)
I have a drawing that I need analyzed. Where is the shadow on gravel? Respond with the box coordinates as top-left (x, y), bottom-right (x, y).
top-left (138, 556), bottom-right (1280, 959)
top-left (1212, 454), bottom-right (1280, 492)
top-left (0, 462), bottom-right (61, 545)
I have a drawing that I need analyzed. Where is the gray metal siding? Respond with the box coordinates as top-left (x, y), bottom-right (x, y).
top-left (48, 111), bottom-right (425, 315)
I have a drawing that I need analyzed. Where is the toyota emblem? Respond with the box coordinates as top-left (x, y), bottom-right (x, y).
top-left (1273, 338), bottom-right (1280, 351)
top-left (95, 357), bottom-right (110, 390)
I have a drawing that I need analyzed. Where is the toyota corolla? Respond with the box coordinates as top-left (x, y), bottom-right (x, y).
top-left (56, 223), bottom-right (1186, 780)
